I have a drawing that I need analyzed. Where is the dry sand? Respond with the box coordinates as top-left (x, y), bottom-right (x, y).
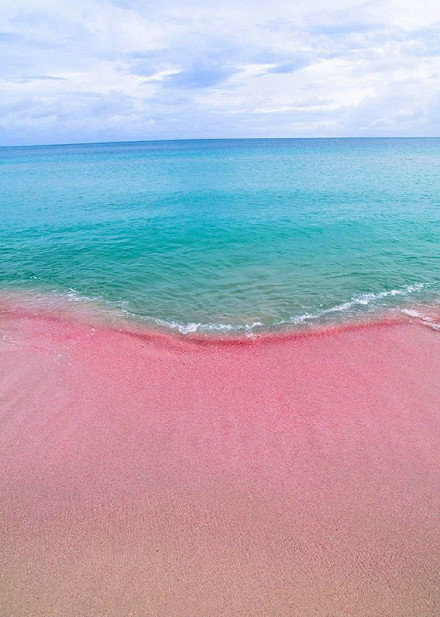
top-left (1, 307), bottom-right (440, 616)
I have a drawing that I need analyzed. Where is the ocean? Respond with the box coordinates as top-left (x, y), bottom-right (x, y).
top-left (1, 137), bottom-right (439, 334)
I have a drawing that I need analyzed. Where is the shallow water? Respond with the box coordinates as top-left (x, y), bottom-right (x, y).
top-left (1, 138), bottom-right (439, 333)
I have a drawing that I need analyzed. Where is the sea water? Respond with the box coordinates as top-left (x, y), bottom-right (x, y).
top-left (1, 138), bottom-right (439, 333)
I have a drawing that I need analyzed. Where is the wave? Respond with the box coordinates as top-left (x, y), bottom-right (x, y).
top-left (151, 283), bottom-right (431, 334)
top-left (284, 283), bottom-right (426, 323)
top-left (400, 308), bottom-right (440, 331)
top-left (0, 282), bottom-right (436, 336)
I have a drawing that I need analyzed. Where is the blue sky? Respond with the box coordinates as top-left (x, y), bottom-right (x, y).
top-left (1, 0), bottom-right (440, 145)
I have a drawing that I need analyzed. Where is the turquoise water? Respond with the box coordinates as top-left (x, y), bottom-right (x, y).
top-left (1, 138), bottom-right (439, 333)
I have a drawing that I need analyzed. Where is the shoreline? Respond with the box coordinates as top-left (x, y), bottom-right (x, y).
top-left (1, 288), bottom-right (439, 346)
top-left (1, 302), bottom-right (440, 615)
top-left (0, 282), bottom-right (437, 339)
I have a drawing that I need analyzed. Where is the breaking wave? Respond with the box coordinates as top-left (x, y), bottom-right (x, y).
top-left (1, 281), bottom-right (437, 336)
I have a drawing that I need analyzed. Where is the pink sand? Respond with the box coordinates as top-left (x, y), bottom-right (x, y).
top-left (1, 307), bottom-right (440, 616)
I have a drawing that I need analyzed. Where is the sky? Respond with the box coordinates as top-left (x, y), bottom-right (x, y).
top-left (1, 0), bottom-right (440, 145)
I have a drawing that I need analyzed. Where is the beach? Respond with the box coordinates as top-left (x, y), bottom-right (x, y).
top-left (1, 305), bottom-right (439, 616)
top-left (3, 0), bottom-right (440, 611)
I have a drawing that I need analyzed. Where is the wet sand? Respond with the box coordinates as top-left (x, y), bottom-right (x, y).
top-left (1, 307), bottom-right (440, 616)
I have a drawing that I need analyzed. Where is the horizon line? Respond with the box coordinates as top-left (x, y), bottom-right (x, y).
top-left (1, 135), bottom-right (440, 149)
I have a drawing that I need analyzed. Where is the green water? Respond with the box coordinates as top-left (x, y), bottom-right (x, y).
top-left (1, 138), bottom-right (439, 332)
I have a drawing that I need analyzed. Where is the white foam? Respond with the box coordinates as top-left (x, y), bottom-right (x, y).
top-left (325, 283), bottom-right (425, 315)
top-left (401, 308), bottom-right (440, 331)
top-left (1, 281), bottom-right (433, 335)
top-left (153, 317), bottom-right (264, 335)
top-left (144, 283), bottom-right (429, 334)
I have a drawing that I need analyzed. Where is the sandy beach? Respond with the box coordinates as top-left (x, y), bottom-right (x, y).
top-left (0, 306), bottom-right (439, 616)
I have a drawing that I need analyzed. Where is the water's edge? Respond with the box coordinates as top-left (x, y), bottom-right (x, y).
top-left (1, 286), bottom-right (439, 343)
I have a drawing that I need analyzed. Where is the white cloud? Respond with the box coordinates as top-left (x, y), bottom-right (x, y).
top-left (0, 0), bottom-right (439, 144)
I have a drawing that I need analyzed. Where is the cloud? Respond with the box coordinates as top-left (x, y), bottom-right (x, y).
top-left (266, 59), bottom-right (310, 74)
top-left (0, 0), bottom-right (440, 144)
top-left (309, 22), bottom-right (377, 36)
top-left (0, 31), bottom-right (23, 41)
top-left (7, 75), bottom-right (66, 83)
top-left (163, 65), bottom-right (237, 89)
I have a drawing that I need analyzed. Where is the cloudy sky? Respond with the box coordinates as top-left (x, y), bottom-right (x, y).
top-left (1, 0), bottom-right (440, 145)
